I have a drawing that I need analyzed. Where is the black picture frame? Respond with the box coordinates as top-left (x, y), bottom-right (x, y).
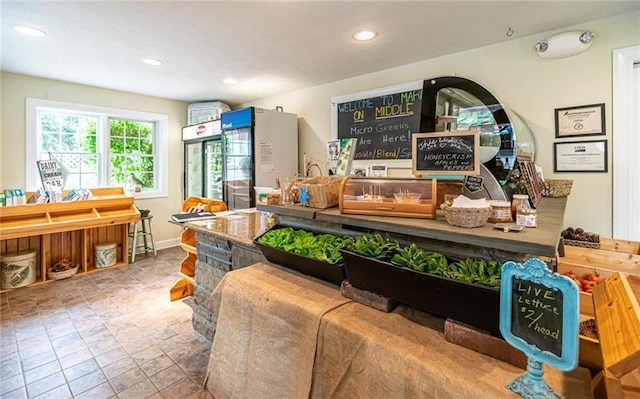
top-left (554, 103), bottom-right (605, 138)
top-left (553, 140), bottom-right (608, 173)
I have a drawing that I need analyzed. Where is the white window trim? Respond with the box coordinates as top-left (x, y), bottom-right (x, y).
top-left (26, 98), bottom-right (169, 199)
top-left (612, 46), bottom-right (640, 240)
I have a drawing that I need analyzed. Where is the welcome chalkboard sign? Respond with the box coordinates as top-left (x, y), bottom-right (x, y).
top-left (411, 131), bottom-right (480, 176)
top-left (499, 258), bottom-right (579, 398)
top-left (333, 81), bottom-right (423, 160)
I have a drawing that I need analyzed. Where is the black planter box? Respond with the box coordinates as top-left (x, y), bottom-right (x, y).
top-left (341, 250), bottom-right (501, 337)
top-left (254, 225), bottom-right (346, 286)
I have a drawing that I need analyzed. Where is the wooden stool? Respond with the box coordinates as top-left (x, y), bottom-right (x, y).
top-left (128, 215), bottom-right (157, 263)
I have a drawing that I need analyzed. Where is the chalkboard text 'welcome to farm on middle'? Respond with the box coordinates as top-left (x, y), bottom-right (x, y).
top-left (337, 89), bottom-right (422, 160)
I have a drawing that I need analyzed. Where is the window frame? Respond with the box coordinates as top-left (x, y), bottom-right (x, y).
top-left (612, 46), bottom-right (640, 240)
top-left (26, 98), bottom-right (169, 199)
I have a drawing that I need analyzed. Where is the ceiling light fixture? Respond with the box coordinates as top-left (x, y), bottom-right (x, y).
top-left (223, 78), bottom-right (237, 85)
top-left (142, 58), bottom-right (162, 66)
top-left (535, 31), bottom-right (595, 59)
top-left (14, 25), bottom-right (46, 37)
top-left (352, 30), bottom-right (377, 41)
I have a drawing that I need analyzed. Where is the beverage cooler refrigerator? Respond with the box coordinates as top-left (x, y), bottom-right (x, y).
top-left (221, 107), bottom-right (298, 209)
top-left (182, 120), bottom-right (223, 200)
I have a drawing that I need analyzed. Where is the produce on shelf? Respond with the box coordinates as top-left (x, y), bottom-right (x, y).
top-left (345, 233), bottom-right (399, 261)
top-left (579, 318), bottom-right (598, 339)
top-left (49, 258), bottom-right (77, 273)
top-left (346, 234), bottom-right (502, 288)
top-left (445, 258), bottom-right (502, 288)
top-left (259, 227), bottom-right (505, 288)
top-left (561, 269), bottom-right (603, 293)
top-left (561, 227), bottom-right (600, 243)
top-left (390, 244), bottom-right (448, 275)
top-left (257, 227), bottom-right (353, 264)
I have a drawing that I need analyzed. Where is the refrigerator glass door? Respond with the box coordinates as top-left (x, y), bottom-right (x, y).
top-left (204, 139), bottom-right (223, 200)
top-left (223, 128), bottom-right (253, 209)
top-left (184, 142), bottom-right (203, 198)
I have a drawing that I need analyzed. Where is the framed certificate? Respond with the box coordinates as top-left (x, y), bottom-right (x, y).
top-left (553, 140), bottom-right (607, 173)
top-left (555, 103), bottom-right (605, 138)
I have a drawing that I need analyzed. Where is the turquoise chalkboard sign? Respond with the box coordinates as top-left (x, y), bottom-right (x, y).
top-left (499, 258), bottom-right (579, 398)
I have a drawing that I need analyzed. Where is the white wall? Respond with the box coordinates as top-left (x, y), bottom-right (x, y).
top-left (0, 72), bottom-right (188, 244)
top-left (248, 12), bottom-right (640, 237)
top-left (2, 12), bottom-right (638, 240)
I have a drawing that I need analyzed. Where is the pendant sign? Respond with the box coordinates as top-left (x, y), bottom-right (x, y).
top-left (464, 175), bottom-right (484, 193)
top-left (499, 258), bottom-right (579, 399)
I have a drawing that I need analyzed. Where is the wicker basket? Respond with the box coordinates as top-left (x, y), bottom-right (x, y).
top-left (542, 179), bottom-right (573, 197)
top-left (563, 239), bottom-right (601, 249)
top-left (47, 265), bottom-right (79, 280)
top-left (288, 176), bottom-right (344, 209)
top-left (443, 206), bottom-right (491, 228)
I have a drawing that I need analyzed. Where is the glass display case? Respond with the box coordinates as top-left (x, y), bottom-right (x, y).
top-left (339, 177), bottom-right (437, 219)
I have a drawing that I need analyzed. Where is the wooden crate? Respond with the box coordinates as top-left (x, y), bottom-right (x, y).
top-left (558, 237), bottom-right (640, 375)
top-left (592, 273), bottom-right (640, 398)
top-left (182, 196), bottom-right (227, 213)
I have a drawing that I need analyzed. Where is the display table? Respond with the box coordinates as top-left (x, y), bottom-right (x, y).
top-left (204, 263), bottom-right (593, 399)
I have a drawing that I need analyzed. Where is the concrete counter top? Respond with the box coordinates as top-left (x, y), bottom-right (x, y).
top-left (184, 210), bottom-right (266, 247)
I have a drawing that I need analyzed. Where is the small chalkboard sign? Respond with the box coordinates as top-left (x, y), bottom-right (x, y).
top-left (510, 277), bottom-right (564, 357)
top-left (499, 258), bottom-right (579, 398)
top-left (464, 175), bottom-right (484, 193)
top-left (411, 131), bottom-right (479, 176)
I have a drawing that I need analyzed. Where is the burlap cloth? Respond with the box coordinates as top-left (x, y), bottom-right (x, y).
top-left (205, 263), bottom-right (592, 399)
top-left (204, 263), bottom-right (352, 399)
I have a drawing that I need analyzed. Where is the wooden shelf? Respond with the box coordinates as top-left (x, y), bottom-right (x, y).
top-left (593, 273), bottom-right (640, 398)
top-left (169, 196), bottom-right (227, 301)
top-left (0, 187), bottom-right (139, 293)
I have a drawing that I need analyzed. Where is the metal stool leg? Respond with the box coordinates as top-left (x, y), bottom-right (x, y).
top-left (146, 217), bottom-right (157, 256)
top-left (141, 218), bottom-right (149, 255)
top-left (130, 221), bottom-right (138, 263)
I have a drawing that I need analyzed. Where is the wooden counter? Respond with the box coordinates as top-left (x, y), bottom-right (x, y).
top-left (205, 263), bottom-right (593, 399)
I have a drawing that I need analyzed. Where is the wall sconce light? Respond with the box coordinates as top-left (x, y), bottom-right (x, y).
top-left (535, 31), bottom-right (595, 59)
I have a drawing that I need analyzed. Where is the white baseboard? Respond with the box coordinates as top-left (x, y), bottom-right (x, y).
top-left (156, 237), bottom-right (181, 250)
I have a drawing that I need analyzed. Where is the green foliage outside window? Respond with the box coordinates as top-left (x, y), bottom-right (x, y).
top-left (109, 119), bottom-right (154, 189)
top-left (39, 112), bottom-right (155, 190)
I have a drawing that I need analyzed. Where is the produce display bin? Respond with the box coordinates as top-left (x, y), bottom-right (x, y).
top-left (254, 225), bottom-right (346, 286)
top-left (341, 249), bottom-right (501, 337)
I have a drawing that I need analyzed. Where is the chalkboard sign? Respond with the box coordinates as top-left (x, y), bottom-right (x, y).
top-left (411, 131), bottom-right (480, 176)
top-left (510, 277), bottom-right (563, 357)
top-left (464, 175), bottom-right (484, 193)
top-left (500, 258), bottom-right (579, 372)
top-left (333, 81), bottom-right (423, 160)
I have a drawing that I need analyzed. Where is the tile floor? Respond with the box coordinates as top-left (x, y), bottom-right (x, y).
top-left (0, 247), bottom-right (212, 399)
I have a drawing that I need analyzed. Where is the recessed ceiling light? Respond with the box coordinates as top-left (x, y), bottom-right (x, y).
top-left (14, 25), bottom-right (46, 37)
top-left (142, 58), bottom-right (162, 66)
top-left (352, 30), bottom-right (376, 41)
top-left (223, 78), bottom-right (237, 85)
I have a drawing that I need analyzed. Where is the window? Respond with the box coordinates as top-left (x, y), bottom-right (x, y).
top-left (26, 99), bottom-right (169, 199)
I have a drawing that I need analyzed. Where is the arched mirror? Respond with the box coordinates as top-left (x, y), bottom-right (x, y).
top-left (420, 77), bottom-right (536, 190)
